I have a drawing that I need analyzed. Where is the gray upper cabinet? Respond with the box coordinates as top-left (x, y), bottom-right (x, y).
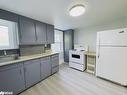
top-left (46, 24), bottom-right (54, 44)
top-left (19, 16), bottom-right (54, 45)
top-left (24, 59), bottom-right (41, 88)
top-left (0, 9), bottom-right (55, 45)
top-left (19, 16), bottom-right (36, 45)
top-left (40, 57), bottom-right (51, 80)
top-left (0, 9), bottom-right (18, 22)
top-left (0, 63), bottom-right (25, 95)
top-left (35, 21), bottom-right (47, 44)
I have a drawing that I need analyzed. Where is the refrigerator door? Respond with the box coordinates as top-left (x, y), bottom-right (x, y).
top-left (96, 32), bottom-right (100, 46)
top-left (96, 46), bottom-right (127, 86)
top-left (98, 28), bottom-right (127, 46)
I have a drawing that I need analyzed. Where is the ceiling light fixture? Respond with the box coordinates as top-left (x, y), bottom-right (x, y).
top-left (69, 4), bottom-right (86, 17)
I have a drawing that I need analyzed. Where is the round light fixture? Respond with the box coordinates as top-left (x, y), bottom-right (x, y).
top-left (69, 4), bottom-right (85, 17)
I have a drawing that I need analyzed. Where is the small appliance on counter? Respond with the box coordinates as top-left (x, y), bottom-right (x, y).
top-left (69, 45), bottom-right (88, 71)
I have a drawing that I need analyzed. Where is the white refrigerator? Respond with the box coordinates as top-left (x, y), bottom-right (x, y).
top-left (96, 28), bottom-right (127, 86)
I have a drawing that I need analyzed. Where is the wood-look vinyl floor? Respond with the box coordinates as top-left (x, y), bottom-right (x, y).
top-left (20, 64), bottom-right (127, 95)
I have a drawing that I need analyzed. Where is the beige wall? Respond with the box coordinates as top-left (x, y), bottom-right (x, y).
top-left (74, 18), bottom-right (127, 52)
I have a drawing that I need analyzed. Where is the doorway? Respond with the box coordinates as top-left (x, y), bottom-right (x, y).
top-left (51, 29), bottom-right (64, 64)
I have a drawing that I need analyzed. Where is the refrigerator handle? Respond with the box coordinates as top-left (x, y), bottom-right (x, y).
top-left (98, 46), bottom-right (100, 59)
top-left (98, 35), bottom-right (100, 59)
top-left (119, 31), bottom-right (125, 34)
top-left (98, 46), bottom-right (100, 58)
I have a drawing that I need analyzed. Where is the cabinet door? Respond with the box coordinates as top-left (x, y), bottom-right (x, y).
top-left (35, 22), bottom-right (47, 44)
top-left (0, 63), bottom-right (25, 95)
top-left (19, 16), bottom-right (36, 45)
top-left (46, 24), bottom-right (54, 44)
top-left (40, 57), bottom-right (51, 80)
top-left (51, 54), bottom-right (59, 68)
top-left (24, 59), bottom-right (41, 88)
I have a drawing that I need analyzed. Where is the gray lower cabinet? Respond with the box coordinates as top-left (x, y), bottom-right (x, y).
top-left (40, 57), bottom-right (51, 80)
top-left (51, 54), bottom-right (59, 74)
top-left (46, 24), bottom-right (54, 44)
top-left (51, 54), bottom-right (59, 68)
top-left (0, 54), bottom-right (59, 94)
top-left (52, 66), bottom-right (59, 74)
top-left (24, 59), bottom-right (41, 88)
top-left (0, 63), bottom-right (25, 95)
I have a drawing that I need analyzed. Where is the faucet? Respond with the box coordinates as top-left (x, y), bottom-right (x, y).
top-left (4, 50), bottom-right (7, 56)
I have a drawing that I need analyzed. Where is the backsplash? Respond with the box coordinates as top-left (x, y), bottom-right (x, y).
top-left (20, 45), bottom-right (45, 56)
top-left (0, 49), bottom-right (19, 56)
top-left (19, 44), bottom-right (51, 56)
top-left (0, 44), bottom-right (51, 56)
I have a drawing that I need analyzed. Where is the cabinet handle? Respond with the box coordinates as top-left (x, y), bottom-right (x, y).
top-left (34, 23), bottom-right (38, 41)
top-left (98, 35), bottom-right (100, 59)
top-left (119, 31), bottom-right (125, 33)
top-left (20, 69), bottom-right (22, 75)
top-left (24, 67), bottom-right (26, 73)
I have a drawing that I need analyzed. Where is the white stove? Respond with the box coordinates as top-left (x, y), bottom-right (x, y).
top-left (69, 45), bottom-right (88, 71)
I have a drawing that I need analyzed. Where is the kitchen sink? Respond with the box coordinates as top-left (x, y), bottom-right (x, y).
top-left (0, 55), bottom-right (19, 63)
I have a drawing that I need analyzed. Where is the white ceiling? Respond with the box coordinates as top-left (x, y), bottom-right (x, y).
top-left (0, 0), bottom-right (127, 30)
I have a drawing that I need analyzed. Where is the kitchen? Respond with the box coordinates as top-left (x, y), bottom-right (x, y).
top-left (0, 0), bottom-right (127, 95)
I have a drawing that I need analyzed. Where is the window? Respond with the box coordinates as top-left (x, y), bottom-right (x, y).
top-left (0, 26), bottom-right (9, 46)
top-left (51, 30), bottom-right (64, 64)
top-left (0, 19), bottom-right (19, 50)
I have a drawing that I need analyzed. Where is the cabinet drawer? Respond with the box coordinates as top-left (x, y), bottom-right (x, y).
top-left (51, 54), bottom-right (59, 67)
top-left (0, 63), bottom-right (23, 72)
top-left (41, 57), bottom-right (50, 62)
top-left (51, 57), bottom-right (59, 67)
top-left (52, 66), bottom-right (59, 74)
top-left (24, 59), bottom-right (40, 65)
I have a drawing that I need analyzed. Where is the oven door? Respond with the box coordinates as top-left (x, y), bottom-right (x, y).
top-left (69, 50), bottom-right (83, 63)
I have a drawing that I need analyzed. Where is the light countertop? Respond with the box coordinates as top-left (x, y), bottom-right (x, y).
top-left (0, 52), bottom-right (59, 67)
top-left (84, 52), bottom-right (96, 56)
